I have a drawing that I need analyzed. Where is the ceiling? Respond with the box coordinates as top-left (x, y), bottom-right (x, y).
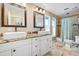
top-left (34, 3), bottom-right (79, 17)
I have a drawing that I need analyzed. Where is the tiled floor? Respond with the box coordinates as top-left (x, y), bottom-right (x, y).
top-left (45, 40), bottom-right (79, 56)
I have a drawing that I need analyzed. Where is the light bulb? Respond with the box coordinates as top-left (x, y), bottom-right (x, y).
top-left (43, 10), bottom-right (45, 13)
top-left (36, 7), bottom-right (38, 11)
top-left (39, 9), bottom-right (42, 12)
top-left (22, 3), bottom-right (26, 7)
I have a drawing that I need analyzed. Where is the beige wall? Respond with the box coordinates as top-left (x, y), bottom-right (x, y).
top-left (0, 3), bottom-right (56, 33)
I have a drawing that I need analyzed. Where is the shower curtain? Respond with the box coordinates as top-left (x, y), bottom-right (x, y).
top-left (61, 17), bottom-right (72, 42)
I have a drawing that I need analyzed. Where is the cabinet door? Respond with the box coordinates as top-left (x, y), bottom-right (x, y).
top-left (12, 39), bottom-right (31, 56)
top-left (31, 38), bottom-right (40, 56)
top-left (32, 45), bottom-right (39, 56)
top-left (40, 37), bottom-right (47, 55)
top-left (0, 50), bottom-right (11, 56)
top-left (12, 45), bottom-right (28, 56)
top-left (40, 35), bottom-right (52, 55)
top-left (47, 37), bottom-right (52, 52)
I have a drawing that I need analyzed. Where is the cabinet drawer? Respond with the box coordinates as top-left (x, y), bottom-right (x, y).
top-left (32, 38), bottom-right (40, 46)
top-left (32, 45), bottom-right (39, 51)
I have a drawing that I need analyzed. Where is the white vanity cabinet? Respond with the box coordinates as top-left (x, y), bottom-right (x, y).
top-left (40, 37), bottom-right (48, 55)
top-left (31, 38), bottom-right (40, 56)
top-left (0, 39), bottom-right (31, 56)
top-left (12, 44), bottom-right (31, 56)
top-left (0, 35), bottom-right (52, 56)
top-left (40, 35), bottom-right (52, 55)
top-left (0, 50), bottom-right (11, 56)
top-left (12, 45), bottom-right (28, 56)
top-left (46, 36), bottom-right (52, 52)
top-left (12, 39), bottom-right (31, 56)
top-left (31, 35), bottom-right (52, 56)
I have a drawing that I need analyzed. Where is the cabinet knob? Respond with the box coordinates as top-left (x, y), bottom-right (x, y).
top-left (35, 54), bottom-right (37, 56)
top-left (50, 47), bottom-right (51, 48)
top-left (13, 50), bottom-right (16, 52)
top-left (35, 39), bottom-right (37, 40)
top-left (35, 45), bottom-right (37, 47)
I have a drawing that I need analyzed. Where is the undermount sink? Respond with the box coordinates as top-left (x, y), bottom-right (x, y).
top-left (2, 32), bottom-right (26, 40)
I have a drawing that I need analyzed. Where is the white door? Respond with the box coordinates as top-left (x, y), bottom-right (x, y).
top-left (31, 38), bottom-right (40, 56)
top-left (47, 37), bottom-right (52, 52)
top-left (40, 37), bottom-right (48, 55)
top-left (12, 39), bottom-right (31, 56)
top-left (12, 44), bottom-right (31, 56)
top-left (0, 50), bottom-right (11, 56)
top-left (40, 36), bottom-right (52, 55)
top-left (12, 45), bottom-right (28, 56)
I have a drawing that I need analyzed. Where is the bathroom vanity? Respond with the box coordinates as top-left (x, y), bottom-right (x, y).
top-left (0, 34), bottom-right (52, 56)
top-left (0, 3), bottom-right (52, 56)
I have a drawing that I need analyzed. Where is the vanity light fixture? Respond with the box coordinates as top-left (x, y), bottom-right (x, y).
top-left (36, 7), bottom-right (38, 11)
top-left (35, 7), bottom-right (45, 13)
top-left (43, 10), bottom-right (45, 13)
top-left (22, 3), bottom-right (26, 7)
top-left (39, 9), bottom-right (42, 12)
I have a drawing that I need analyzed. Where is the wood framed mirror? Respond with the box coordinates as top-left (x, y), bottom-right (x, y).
top-left (34, 11), bottom-right (45, 28)
top-left (1, 3), bottom-right (26, 27)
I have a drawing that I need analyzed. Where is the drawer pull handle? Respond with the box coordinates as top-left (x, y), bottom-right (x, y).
top-left (13, 50), bottom-right (16, 52)
top-left (35, 39), bottom-right (37, 40)
top-left (35, 46), bottom-right (37, 47)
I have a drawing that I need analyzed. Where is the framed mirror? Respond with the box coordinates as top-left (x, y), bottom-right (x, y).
top-left (34, 11), bottom-right (44, 28)
top-left (1, 3), bottom-right (26, 27)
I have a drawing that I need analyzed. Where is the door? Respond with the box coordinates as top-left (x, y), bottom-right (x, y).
top-left (12, 45), bottom-right (28, 56)
top-left (40, 36), bottom-right (48, 55)
top-left (12, 39), bottom-right (31, 56)
top-left (46, 37), bottom-right (52, 52)
top-left (31, 38), bottom-right (40, 56)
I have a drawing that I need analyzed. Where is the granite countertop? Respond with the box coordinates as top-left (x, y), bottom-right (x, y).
top-left (0, 34), bottom-right (51, 44)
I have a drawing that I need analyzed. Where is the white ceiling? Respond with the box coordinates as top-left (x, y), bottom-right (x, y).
top-left (34, 3), bottom-right (79, 17)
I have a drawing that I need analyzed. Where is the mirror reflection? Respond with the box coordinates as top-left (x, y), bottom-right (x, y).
top-left (2, 3), bottom-right (26, 27)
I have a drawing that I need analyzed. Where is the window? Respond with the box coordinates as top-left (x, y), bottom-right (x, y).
top-left (45, 15), bottom-right (50, 32)
top-left (52, 17), bottom-right (56, 37)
